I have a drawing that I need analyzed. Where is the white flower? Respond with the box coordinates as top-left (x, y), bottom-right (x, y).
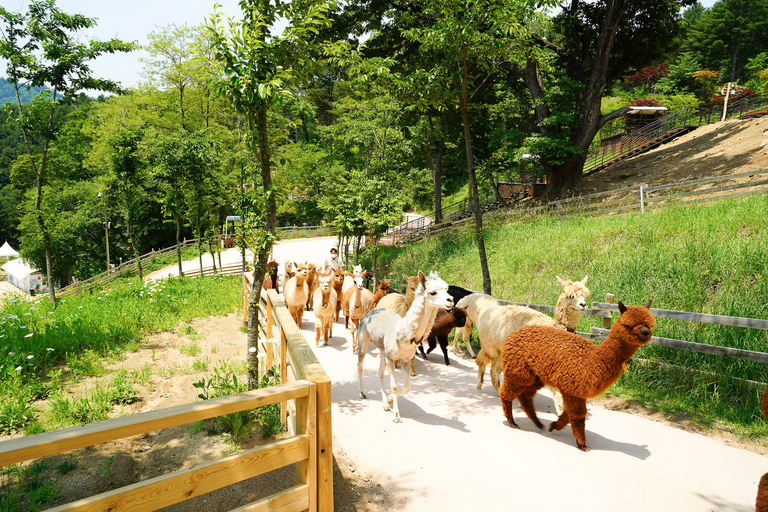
top-left (26, 354), bottom-right (34, 359)
top-left (46, 348), bottom-right (54, 352)
top-left (8, 352), bottom-right (13, 356)
top-left (24, 333), bottom-right (33, 338)
top-left (23, 313), bottom-right (31, 316)
top-left (248, 347), bottom-right (257, 353)
top-left (78, 306), bottom-right (84, 309)
top-left (15, 366), bottom-right (21, 371)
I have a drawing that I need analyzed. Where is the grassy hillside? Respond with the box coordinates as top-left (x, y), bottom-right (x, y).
top-left (376, 194), bottom-right (768, 439)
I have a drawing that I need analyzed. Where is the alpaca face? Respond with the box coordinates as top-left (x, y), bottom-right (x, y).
top-left (352, 264), bottom-right (363, 276)
top-left (419, 271), bottom-right (453, 310)
top-left (293, 262), bottom-right (308, 278)
top-left (307, 263), bottom-right (317, 276)
top-left (617, 302), bottom-right (655, 345)
top-left (318, 275), bottom-right (332, 291)
top-left (557, 275), bottom-right (591, 311)
top-left (333, 268), bottom-right (345, 284)
top-left (354, 276), bottom-right (365, 290)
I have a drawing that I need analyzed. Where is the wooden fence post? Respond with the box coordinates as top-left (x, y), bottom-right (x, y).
top-left (640, 184), bottom-right (645, 214)
top-left (316, 378), bottom-right (332, 512)
top-left (602, 293), bottom-right (614, 330)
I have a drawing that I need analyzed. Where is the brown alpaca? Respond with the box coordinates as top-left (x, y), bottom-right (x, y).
top-left (305, 263), bottom-right (318, 310)
top-left (283, 263), bottom-right (309, 328)
top-left (312, 274), bottom-right (337, 346)
top-left (342, 275), bottom-right (375, 351)
top-left (262, 261), bottom-right (280, 290)
top-left (331, 268), bottom-right (346, 322)
top-left (418, 307), bottom-right (468, 366)
top-left (499, 301), bottom-right (655, 451)
top-left (372, 281), bottom-right (395, 307)
top-left (757, 389), bottom-right (768, 512)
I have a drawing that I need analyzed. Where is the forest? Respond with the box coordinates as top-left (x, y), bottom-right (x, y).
top-left (0, 0), bottom-right (767, 292)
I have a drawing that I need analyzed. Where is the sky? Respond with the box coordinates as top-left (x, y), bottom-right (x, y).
top-left (2, 0), bottom-right (722, 91)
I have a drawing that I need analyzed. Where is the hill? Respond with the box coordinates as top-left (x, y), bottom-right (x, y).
top-left (579, 116), bottom-right (768, 195)
top-left (0, 77), bottom-right (49, 105)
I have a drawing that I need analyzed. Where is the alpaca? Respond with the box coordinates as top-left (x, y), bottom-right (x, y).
top-left (371, 281), bottom-right (396, 307)
top-left (499, 301), bottom-right (654, 451)
top-left (283, 261), bottom-right (296, 295)
top-left (262, 261), bottom-right (280, 290)
top-left (312, 274), bottom-right (337, 346)
top-left (376, 274), bottom-right (420, 316)
top-left (331, 268), bottom-right (346, 322)
top-left (342, 264), bottom-right (365, 295)
top-left (305, 263), bottom-right (319, 310)
top-left (452, 293), bottom-right (501, 358)
top-left (283, 262), bottom-right (309, 328)
top-left (475, 276), bottom-right (591, 400)
top-left (343, 276), bottom-right (375, 351)
top-left (357, 271), bottom-right (453, 422)
top-left (417, 307), bottom-right (468, 366)
top-left (757, 389), bottom-right (768, 512)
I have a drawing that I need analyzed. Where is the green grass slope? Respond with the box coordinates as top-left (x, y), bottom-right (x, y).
top-left (376, 194), bottom-right (768, 439)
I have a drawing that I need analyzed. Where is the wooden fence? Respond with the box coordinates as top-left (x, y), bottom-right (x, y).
top-left (276, 225), bottom-right (336, 240)
top-left (395, 168), bottom-right (768, 244)
top-left (0, 380), bottom-right (320, 511)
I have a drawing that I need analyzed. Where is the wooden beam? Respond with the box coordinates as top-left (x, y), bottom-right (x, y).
top-left (0, 381), bottom-right (312, 467)
top-left (229, 484), bottom-right (310, 512)
top-left (592, 302), bottom-right (768, 330)
top-left (45, 436), bottom-right (309, 512)
top-left (589, 327), bottom-right (768, 363)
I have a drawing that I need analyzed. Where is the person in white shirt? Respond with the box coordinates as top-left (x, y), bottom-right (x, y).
top-left (323, 247), bottom-right (343, 273)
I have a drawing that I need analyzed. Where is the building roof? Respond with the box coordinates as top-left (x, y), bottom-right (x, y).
top-left (1, 258), bottom-right (38, 280)
top-left (0, 241), bottom-right (20, 258)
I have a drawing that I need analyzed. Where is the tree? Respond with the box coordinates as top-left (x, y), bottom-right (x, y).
top-left (683, 0), bottom-right (768, 82)
top-left (0, 0), bottom-right (135, 303)
top-left (206, 0), bottom-right (333, 388)
top-left (501, 0), bottom-right (694, 199)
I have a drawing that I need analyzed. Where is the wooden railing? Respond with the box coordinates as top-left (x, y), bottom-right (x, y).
top-left (0, 380), bottom-right (320, 511)
top-left (260, 288), bottom-right (333, 511)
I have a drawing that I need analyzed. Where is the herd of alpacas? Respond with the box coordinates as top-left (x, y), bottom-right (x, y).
top-left (268, 259), bottom-right (767, 508)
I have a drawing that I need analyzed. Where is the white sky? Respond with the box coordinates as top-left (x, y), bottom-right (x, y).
top-left (2, 0), bottom-right (721, 91)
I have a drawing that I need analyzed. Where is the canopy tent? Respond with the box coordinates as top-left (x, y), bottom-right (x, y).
top-left (1, 258), bottom-right (46, 295)
top-left (0, 241), bottom-right (20, 259)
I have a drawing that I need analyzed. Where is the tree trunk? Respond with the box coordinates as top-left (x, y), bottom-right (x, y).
top-left (122, 184), bottom-right (144, 281)
top-left (175, 212), bottom-right (183, 277)
top-left (459, 50), bottom-right (492, 295)
top-left (208, 236), bottom-right (217, 275)
top-left (371, 237), bottom-right (379, 287)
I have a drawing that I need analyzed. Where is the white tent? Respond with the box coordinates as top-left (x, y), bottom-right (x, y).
top-left (0, 241), bottom-right (19, 260)
top-left (1, 258), bottom-right (45, 295)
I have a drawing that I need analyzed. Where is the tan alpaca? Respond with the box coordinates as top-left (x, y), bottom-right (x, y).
top-left (305, 263), bottom-right (319, 310)
top-left (475, 276), bottom-right (590, 416)
top-left (342, 275), bottom-right (375, 352)
top-left (452, 293), bottom-right (500, 357)
top-left (284, 262), bottom-right (309, 328)
top-left (312, 274), bottom-right (337, 346)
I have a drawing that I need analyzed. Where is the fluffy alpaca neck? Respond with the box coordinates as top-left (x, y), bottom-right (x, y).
top-left (354, 287), bottom-right (362, 308)
top-left (321, 288), bottom-right (331, 307)
top-left (399, 289), bottom-right (439, 343)
top-left (295, 274), bottom-right (308, 286)
top-left (585, 325), bottom-right (643, 396)
top-left (554, 295), bottom-right (583, 332)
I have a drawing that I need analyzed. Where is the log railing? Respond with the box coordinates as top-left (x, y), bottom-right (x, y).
top-left (0, 380), bottom-right (320, 512)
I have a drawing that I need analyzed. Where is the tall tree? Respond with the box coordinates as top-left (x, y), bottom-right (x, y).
top-left (206, 0), bottom-right (334, 388)
top-left (502, 0), bottom-right (693, 199)
top-left (0, 0), bottom-right (135, 303)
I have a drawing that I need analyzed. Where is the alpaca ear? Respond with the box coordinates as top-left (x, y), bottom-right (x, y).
top-left (618, 301), bottom-right (627, 314)
top-left (556, 275), bottom-right (566, 287)
top-left (402, 273), bottom-right (409, 282)
top-left (645, 300), bottom-right (653, 309)
top-left (418, 270), bottom-right (426, 286)
top-left (580, 276), bottom-right (588, 285)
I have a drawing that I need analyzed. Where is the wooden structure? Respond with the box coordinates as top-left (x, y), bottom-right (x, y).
top-left (0, 381), bottom-right (320, 511)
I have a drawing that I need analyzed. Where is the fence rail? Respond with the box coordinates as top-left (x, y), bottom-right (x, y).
top-left (0, 381), bottom-right (319, 512)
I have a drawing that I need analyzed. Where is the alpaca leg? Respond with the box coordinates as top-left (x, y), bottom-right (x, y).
top-left (517, 380), bottom-right (545, 430)
top-left (379, 356), bottom-right (391, 412)
top-left (490, 356), bottom-right (503, 391)
top-left (315, 324), bottom-right (321, 346)
top-left (357, 330), bottom-right (372, 399)
top-left (476, 349), bottom-right (488, 389)
top-left (409, 356), bottom-right (417, 377)
top-left (462, 322), bottom-right (475, 357)
top-left (387, 358), bottom-right (403, 423)
top-left (498, 373), bottom-right (532, 429)
top-left (561, 395), bottom-right (589, 451)
top-left (345, 306), bottom-right (350, 329)
top-left (439, 335), bottom-right (450, 365)
top-left (418, 343), bottom-right (428, 360)
top-left (757, 472), bottom-right (768, 512)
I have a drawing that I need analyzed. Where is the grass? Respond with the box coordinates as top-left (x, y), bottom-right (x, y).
top-left (375, 193), bottom-right (768, 440)
top-left (0, 275), bottom-right (242, 434)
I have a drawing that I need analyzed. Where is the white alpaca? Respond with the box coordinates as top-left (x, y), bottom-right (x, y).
top-left (342, 264), bottom-right (365, 295)
top-left (451, 293), bottom-right (501, 357)
top-left (313, 274), bottom-right (337, 346)
top-left (475, 276), bottom-right (590, 415)
top-left (357, 271), bottom-right (453, 422)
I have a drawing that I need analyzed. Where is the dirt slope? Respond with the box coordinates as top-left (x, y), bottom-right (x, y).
top-left (579, 116), bottom-right (768, 194)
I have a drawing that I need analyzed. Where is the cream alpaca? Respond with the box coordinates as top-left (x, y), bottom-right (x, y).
top-left (283, 262), bottom-right (309, 328)
top-left (312, 274), bottom-right (337, 346)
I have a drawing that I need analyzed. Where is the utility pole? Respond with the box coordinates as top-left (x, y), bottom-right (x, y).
top-left (98, 192), bottom-right (110, 272)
